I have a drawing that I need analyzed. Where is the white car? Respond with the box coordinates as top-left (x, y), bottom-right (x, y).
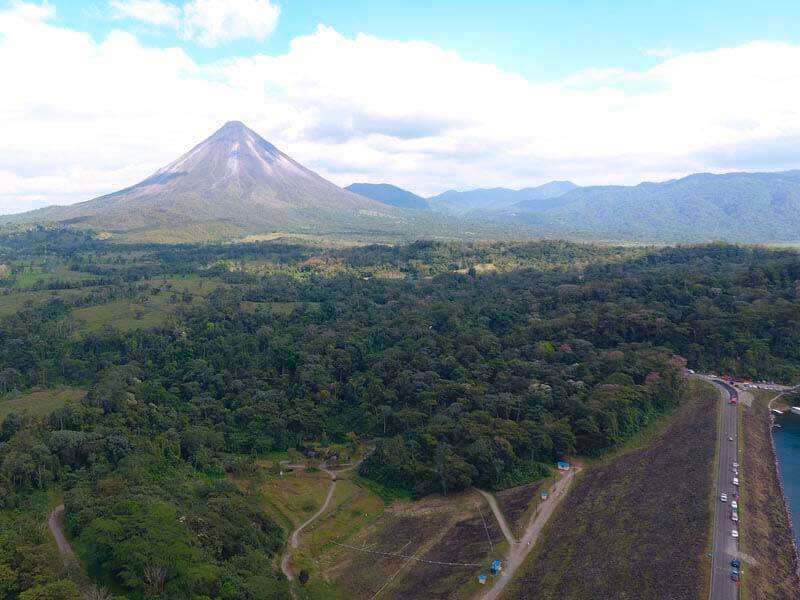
top-left (729, 436), bottom-right (734, 441)
top-left (732, 529), bottom-right (739, 538)
top-left (731, 500), bottom-right (738, 510)
top-left (733, 462), bottom-right (739, 468)
top-left (720, 493), bottom-right (728, 502)
top-left (733, 477), bottom-right (739, 486)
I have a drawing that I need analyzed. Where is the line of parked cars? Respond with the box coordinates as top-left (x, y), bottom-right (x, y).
top-left (720, 460), bottom-right (743, 582)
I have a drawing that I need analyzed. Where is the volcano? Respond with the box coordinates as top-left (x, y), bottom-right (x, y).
top-left (7, 121), bottom-right (405, 240)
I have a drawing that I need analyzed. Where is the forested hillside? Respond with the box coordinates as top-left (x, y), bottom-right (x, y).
top-left (0, 229), bottom-right (797, 598)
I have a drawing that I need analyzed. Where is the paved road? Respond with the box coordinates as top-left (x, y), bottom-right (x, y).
top-left (707, 379), bottom-right (741, 600)
top-left (476, 468), bottom-right (578, 600)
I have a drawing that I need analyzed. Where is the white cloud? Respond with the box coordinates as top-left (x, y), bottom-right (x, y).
top-left (645, 46), bottom-right (675, 58)
top-left (111, 0), bottom-right (280, 46)
top-left (110, 0), bottom-right (180, 27)
top-left (2, 3), bottom-right (800, 213)
top-left (182, 0), bottom-right (280, 46)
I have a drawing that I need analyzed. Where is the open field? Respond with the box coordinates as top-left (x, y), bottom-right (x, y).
top-left (303, 489), bottom-right (504, 600)
top-left (251, 456), bottom-right (506, 599)
top-left (10, 267), bottom-right (95, 290)
top-left (506, 380), bottom-right (718, 600)
top-left (69, 275), bottom-right (225, 332)
top-left (740, 391), bottom-right (800, 599)
top-left (0, 386), bottom-right (86, 420)
top-left (257, 466), bottom-right (336, 533)
top-left (0, 287), bottom-right (99, 317)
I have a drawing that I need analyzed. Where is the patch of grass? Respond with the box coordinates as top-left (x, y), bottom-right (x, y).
top-left (0, 287), bottom-right (100, 318)
top-left (11, 268), bottom-right (93, 290)
top-left (507, 380), bottom-right (718, 600)
top-left (351, 474), bottom-right (413, 503)
top-left (70, 276), bottom-right (225, 332)
top-left (0, 387), bottom-right (86, 420)
top-left (71, 300), bottom-right (172, 332)
top-left (258, 467), bottom-right (333, 530)
top-left (492, 461), bottom-right (550, 491)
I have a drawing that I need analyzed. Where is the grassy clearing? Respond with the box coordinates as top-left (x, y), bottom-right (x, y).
top-left (740, 391), bottom-right (800, 599)
top-left (11, 268), bottom-right (94, 290)
top-left (257, 466), bottom-right (334, 533)
top-left (250, 454), bottom-right (503, 599)
top-left (0, 287), bottom-right (102, 318)
top-left (0, 386), bottom-right (86, 420)
top-left (506, 380), bottom-right (718, 600)
top-left (70, 275), bottom-right (224, 332)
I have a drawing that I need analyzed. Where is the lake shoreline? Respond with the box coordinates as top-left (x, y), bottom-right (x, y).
top-left (740, 396), bottom-right (800, 598)
top-left (769, 409), bottom-right (800, 579)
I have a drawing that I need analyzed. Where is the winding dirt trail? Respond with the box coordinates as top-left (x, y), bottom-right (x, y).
top-left (47, 504), bottom-right (76, 560)
top-left (280, 466), bottom-right (337, 582)
top-left (280, 462), bottom-right (361, 583)
top-left (476, 467), bottom-right (579, 600)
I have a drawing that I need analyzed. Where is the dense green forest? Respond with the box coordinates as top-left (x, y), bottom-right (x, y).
top-left (0, 227), bottom-right (798, 598)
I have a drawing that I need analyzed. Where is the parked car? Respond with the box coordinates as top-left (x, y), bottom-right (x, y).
top-left (733, 462), bottom-right (739, 468)
top-left (732, 529), bottom-right (739, 538)
top-left (729, 436), bottom-right (734, 441)
top-left (732, 512), bottom-right (738, 522)
top-left (731, 572), bottom-right (740, 582)
top-left (731, 500), bottom-right (738, 509)
top-left (733, 477), bottom-right (739, 486)
top-left (731, 559), bottom-right (741, 569)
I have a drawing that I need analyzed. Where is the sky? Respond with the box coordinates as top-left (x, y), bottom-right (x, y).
top-left (2, 0), bottom-right (800, 214)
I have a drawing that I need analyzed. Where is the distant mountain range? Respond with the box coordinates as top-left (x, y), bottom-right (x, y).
top-left (3, 121), bottom-right (800, 244)
top-left (428, 181), bottom-right (579, 214)
top-left (345, 183), bottom-right (429, 209)
top-left (500, 171), bottom-right (800, 242)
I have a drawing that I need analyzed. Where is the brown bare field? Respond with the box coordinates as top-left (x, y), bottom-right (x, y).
top-left (740, 392), bottom-right (800, 599)
top-left (495, 481), bottom-right (545, 539)
top-left (506, 380), bottom-right (717, 600)
top-left (300, 489), bottom-right (503, 599)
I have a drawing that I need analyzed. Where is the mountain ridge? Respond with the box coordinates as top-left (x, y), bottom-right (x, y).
top-left (428, 181), bottom-right (579, 214)
top-left (345, 183), bottom-right (429, 209)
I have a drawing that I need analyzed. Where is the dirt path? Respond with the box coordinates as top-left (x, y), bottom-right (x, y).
top-left (280, 462), bottom-right (361, 583)
top-left (47, 504), bottom-right (75, 559)
top-left (477, 468), bottom-right (579, 600)
top-left (474, 488), bottom-right (516, 544)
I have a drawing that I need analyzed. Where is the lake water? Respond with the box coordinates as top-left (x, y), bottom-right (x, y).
top-left (773, 410), bottom-right (800, 547)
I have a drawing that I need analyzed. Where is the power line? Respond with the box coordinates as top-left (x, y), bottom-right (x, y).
top-left (331, 540), bottom-right (481, 567)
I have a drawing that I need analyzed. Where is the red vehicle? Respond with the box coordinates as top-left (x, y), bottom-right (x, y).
top-left (730, 396), bottom-right (737, 404)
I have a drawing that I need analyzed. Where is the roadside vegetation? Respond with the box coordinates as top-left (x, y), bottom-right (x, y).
top-left (740, 391), bottom-right (800, 599)
top-left (506, 380), bottom-right (718, 600)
